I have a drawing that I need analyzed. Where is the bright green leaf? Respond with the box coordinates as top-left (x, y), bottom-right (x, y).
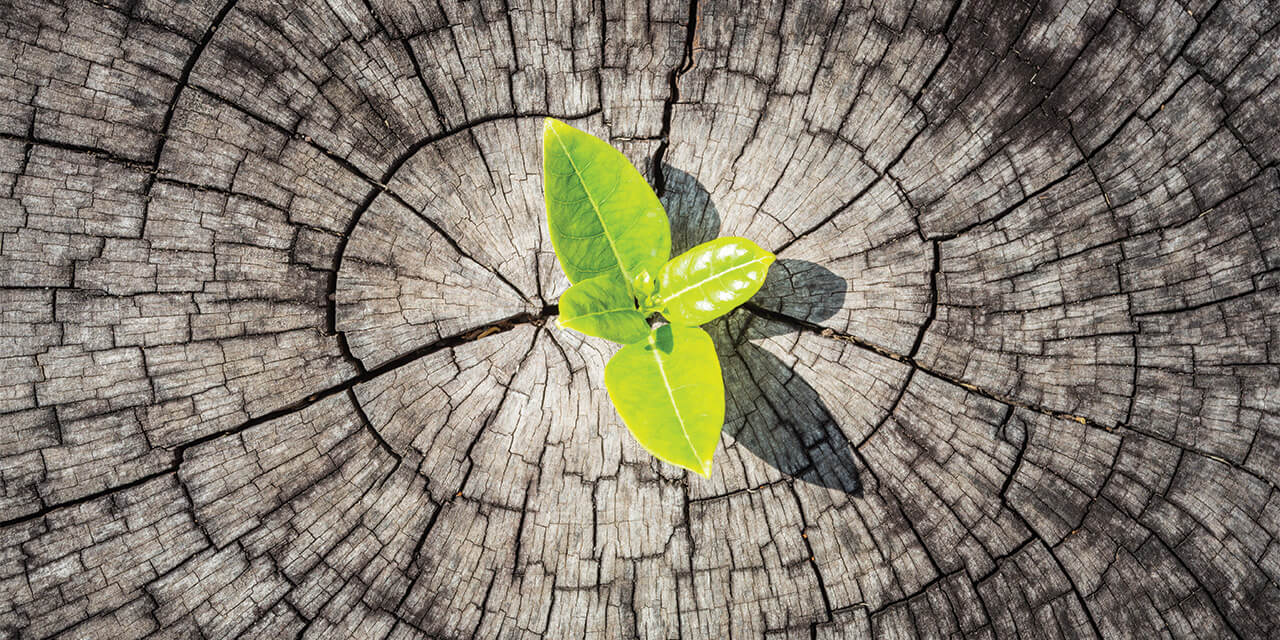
top-left (543, 118), bottom-right (670, 287)
top-left (557, 274), bottom-right (651, 344)
top-left (631, 270), bottom-right (655, 299)
top-left (604, 325), bottom-right (724, 477)
top-left (657, 237), bottom-right (775, 326)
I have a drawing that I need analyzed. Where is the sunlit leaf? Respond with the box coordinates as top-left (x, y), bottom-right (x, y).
top-left (557, 274), bottom-right (651, 344)
top-left (543, 118), bottom-right (670, 287)
top-left (657, 237), bottom-right (775, 326)
top-left (604, 325), bottom-right (724, 477)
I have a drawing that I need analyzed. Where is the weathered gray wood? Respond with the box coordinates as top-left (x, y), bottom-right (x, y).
top-left (1, 0), bottom-right (1277, 637)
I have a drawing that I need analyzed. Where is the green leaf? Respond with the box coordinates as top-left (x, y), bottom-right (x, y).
top-left (543, 118), bottom-right (671, 287)
top-left (631, 270), bottom-right (655, 299)
top-left (557, 274), bottom-right (651, 344)
top-left (604, 325), bottom-right (724, 477)
top-left (657, 237), bottom-right (776, 326)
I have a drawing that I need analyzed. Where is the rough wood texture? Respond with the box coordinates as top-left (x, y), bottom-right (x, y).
top-left (1, 0), bottom-right (1277, 637)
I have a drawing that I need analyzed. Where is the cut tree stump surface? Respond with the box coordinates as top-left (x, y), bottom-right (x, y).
top-left (1, 0), bottom-right (1278, 637)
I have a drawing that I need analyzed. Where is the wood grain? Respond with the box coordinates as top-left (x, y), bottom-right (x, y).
top-left (1, 0), bottom-right (1277, 637)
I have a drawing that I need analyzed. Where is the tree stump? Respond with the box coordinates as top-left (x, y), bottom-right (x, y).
top-left (1, 0), bottom-right (1277, 637)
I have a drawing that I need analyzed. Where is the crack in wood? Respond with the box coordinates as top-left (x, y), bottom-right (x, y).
top-left (652, 0), bottom-right (701, 198)
top-left (4, 0), bottom-right (1278, 635)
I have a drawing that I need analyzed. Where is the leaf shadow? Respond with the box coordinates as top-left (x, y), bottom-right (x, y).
top-left (660, 165), bottom-right (721, 257)
top-left (661, 164), bottom-right (860, 496)
top-left (749, 258), bottom-right (848, 332)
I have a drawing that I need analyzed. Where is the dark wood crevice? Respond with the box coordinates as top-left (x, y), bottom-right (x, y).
top-left (1, 0), bottom-right (1277, 637)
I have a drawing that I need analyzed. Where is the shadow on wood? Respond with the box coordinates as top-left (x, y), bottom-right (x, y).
top-left (662, 163), bottom-right (859, 495)
top-left (660, 165), bottom-right (721, 256)
top-left (719, 271), bottom-right (862, 497)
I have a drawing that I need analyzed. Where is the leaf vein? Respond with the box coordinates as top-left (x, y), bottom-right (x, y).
top-left (549, 127), bottom-right (629, 282)
top-left (651, 344), bottom-right (703, 469)
top-left (662, 256), bottom-right (771, 304)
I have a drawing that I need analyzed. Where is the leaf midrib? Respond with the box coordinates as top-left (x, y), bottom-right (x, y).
top-left (661, 256), bottom-right (771, 304)
top-left (650, 342), bottom-right (703, 469)
top-left (549, 126), bottom-right (629, 282)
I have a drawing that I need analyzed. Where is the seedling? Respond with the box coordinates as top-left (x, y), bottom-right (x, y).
top-left (543, 118), bottom-right (775, 477)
